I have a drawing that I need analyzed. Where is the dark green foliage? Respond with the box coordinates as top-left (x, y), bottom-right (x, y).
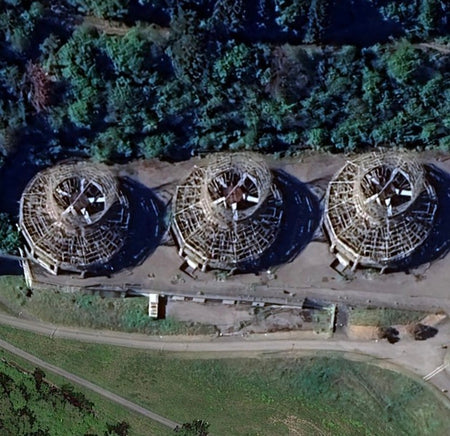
top-left (0, 359), bottom-right (127, 435)
top-left (105, 420), bottom-right (130, 436)
top-left (174, 419), bottom-right (210, 435)
top-left (417, 0), bottom-right (443, 37)
top-left (138, 133), bottom-right (177, 159)
top-left (0, 213), bottom-right (21, 255)
top-left (210, 0), bottom-right (246, 33)
top-left (40, 23), bottom-right (170, 160)
top-left (379, 0), bottom-right (447, 38)
top-left (0, 1), bottom-right (448, 165)
top-left (0, 1), bottom-right (45, 52)
top-left (274, 0), bottom-right (448, 43)
top-left (62, 32), bottom-right (450, 154)
top-left (385, 40), bottom-right (421, 84)
top-left (0, 64), bottom-right (27, 156)
top-left (274, 0), bottom-right (310, 30)
top-left (65, 0), bottom-right (129, 19)
top-left (167, 10), bottom-right (210, 83)
top-left (303, 0), bottom-right (331, 43)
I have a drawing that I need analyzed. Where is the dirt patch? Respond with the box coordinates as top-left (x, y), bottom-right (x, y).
top-left (166, 301), bottom-right (251, 333)
top-left (419, 313), bottom-right (447, 327)
top-left (270, 415), bottom-right (330, 436)
top-left (346, 325), bottom-right (380, 340)
top-left (166, 301), bottom-right (334, 335)
top-left (29, 151), bottom-right (450, 318)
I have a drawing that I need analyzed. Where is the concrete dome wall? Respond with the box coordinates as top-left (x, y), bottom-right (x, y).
top-left (19, 161), bottom-right (130, 275)
top-left (324, 152), bottom-right (438, 270)
top-left (172, 153), bottom-right (283, 271)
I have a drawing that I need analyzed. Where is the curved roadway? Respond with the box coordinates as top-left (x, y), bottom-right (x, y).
top-left (0, 312), bottom-right (449, 429)
top-left (0, 313), bottom-right (449, 390)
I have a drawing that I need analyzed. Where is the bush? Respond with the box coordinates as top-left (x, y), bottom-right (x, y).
top-left (0, 213), bottom-right (21, 255)
top-left (174, 419), bottom-right (210, 436)
top-left (385, 40), bottom-right (420, 84)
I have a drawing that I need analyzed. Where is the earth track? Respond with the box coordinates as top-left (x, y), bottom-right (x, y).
top-left (0, 312), bottom-right (448, 402)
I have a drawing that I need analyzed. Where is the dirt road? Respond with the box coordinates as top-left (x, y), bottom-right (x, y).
top-left (0, 312), bottom-right (449, 401)
top-left (0, 336), bottom-right (180, 430)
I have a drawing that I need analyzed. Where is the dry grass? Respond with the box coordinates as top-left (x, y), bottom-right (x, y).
top-left (349, 307), bottom-right (428, 327)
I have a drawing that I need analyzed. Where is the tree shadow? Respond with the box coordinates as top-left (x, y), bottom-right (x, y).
top-left (379, 326), bottom-right (400, 344)
top-left (88, 177), bottom-right (167, 275)
top-left (127, 0), bottom-right (170, 26)
top-left (391, 164), bottom-right (450, 271)
top-left (0, 257), bottom-right (23, 276)
top-left (25, 6), bottom-right (79, 61)
top-left (0, 139), bottom-right (46, 217)
top-left (237, 169), bottom-right (321, 273)
top-left (323, 0), bottom-right (403, 46)
top-left (411, 323), bottom-right (438, 341)
top-left (0, 124), bottom-right (90, 217)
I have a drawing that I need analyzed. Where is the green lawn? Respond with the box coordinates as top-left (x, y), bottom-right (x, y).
top-left (0, 325), bottom-right (448, 436)
top-left (0, 276), bottom-right (215, 335)
top-left (0, 348), bottom-right (170, 436)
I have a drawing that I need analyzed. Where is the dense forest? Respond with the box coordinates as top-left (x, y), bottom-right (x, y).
top-left (0, 0), bottom-right (448, 251)
top-left (0, 0), bottom-right (448, 167)
top-left (0, 358), bottom-right (129, 435)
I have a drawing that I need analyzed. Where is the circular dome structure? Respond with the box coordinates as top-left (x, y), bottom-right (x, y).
top-left (20, 161), bottom-right (130, 275)
top-left (324, 152), bottom-right (437, 270)
top-left (172, 153), bottom-right (283, 271)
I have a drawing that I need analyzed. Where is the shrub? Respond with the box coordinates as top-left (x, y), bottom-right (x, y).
top-left (0, 213), bottom-right (21, 255)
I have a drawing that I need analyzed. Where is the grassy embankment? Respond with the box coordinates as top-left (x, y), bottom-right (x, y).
top-left (1, 276), bottom-right (433, 334)
top-left (0, 276), bottom-right (216, 335)
top-left (349, 307), bottom-right (429, 327)
top-left (0, 324), bottom-right (448, 436)
top-left (0, 349), bottom-right (169, 436)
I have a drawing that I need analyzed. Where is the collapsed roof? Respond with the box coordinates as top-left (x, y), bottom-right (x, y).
top-left (324, 152), bottom-right (437, 270)
top-left (172, 153), bottom-right (283, 271)
top-left (19, 161), bottom-right (129, 275)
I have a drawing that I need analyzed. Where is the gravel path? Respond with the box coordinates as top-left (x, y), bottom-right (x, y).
top-left (0, 335), bottom-right (180, 429)
top-left (0, 312), bottom-right (449, 399)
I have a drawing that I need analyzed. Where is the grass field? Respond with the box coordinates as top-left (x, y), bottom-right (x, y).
top-left (348, 307), bottom-right (428, 327)
top-left (0, 348), bottom-right (169, 436)
top-left (0, 276), bottom-right (215, 335)
top-left (0, 324), bottom-right (448, 436)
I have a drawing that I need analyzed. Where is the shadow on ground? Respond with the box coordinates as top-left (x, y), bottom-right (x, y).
top-left (87, 177), bottom-right (167, 275)
top-left (238, 169), bottom-right (321, 273)
top-left (412, 323), bottom-right (439, 341)
top-left (322, 0), bottom-right (403, 46)
top-left (0, 258), bottom-right (23, 276)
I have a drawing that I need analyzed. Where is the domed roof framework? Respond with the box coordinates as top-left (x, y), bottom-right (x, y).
top-left (19, 161), bottom-right (130, 275)
top-left (172, 153), bottom-right (283, 271)
top-left (324, 152), bottom-right (437, 270)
